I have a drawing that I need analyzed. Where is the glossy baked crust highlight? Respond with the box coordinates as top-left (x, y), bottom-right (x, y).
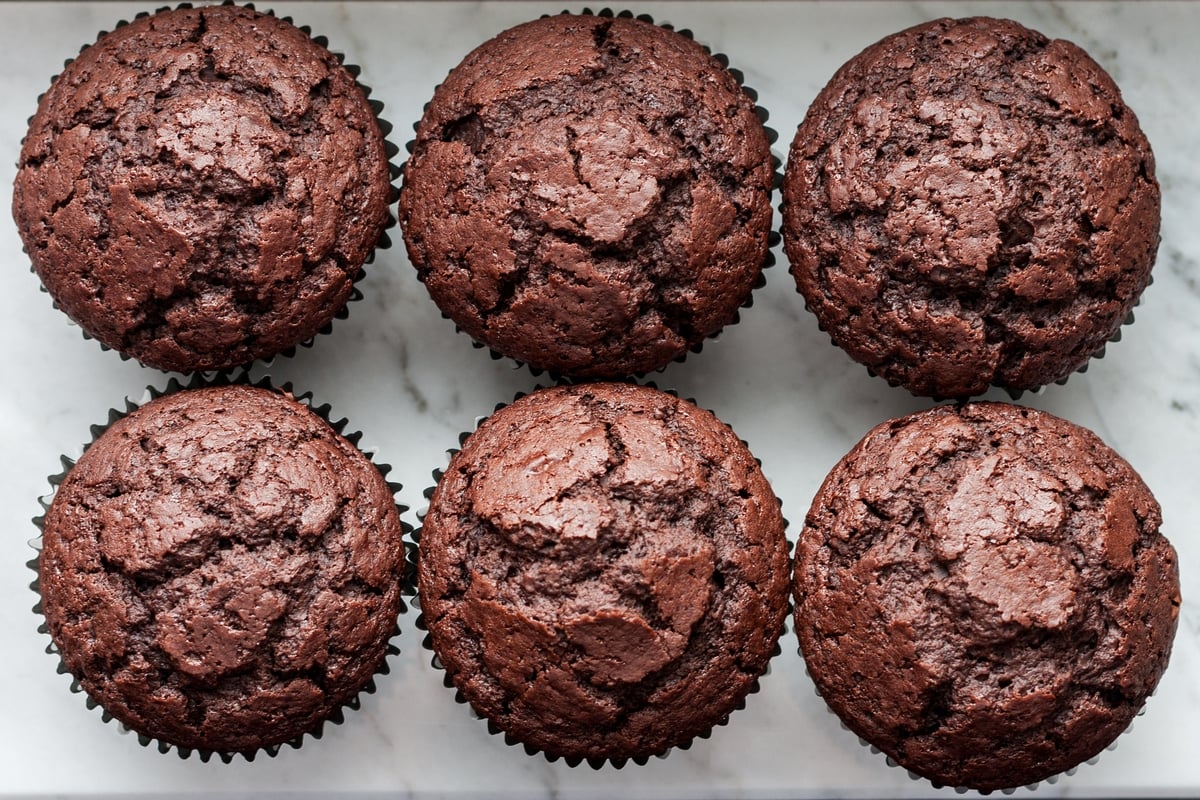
top-left (419, 383), bottom-right (790, 761)
top-left (781, 17), bottom-right (1160, 398)
top-left (793, 402), bottom-right (1180, 790)
top-left (400, 14), bottom-right (774, 378)
top-left (38, 385), bottom-right (405, 754)
top-left (13, 5), bottom-right (392, 372)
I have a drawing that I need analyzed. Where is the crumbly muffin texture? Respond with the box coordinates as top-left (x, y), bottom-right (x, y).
top-left (794, 402), bottom-right (1180, 790)
top-left (419, 383), bottom-right (790, 761)
top-left (39, 385), bottom-right (405, 754)
top-left (400, 14), bottom-right (774, 378)
top-left (13, 5), bottom-right (391, 373)
top-left (782, 17), bottom-right (1160, 398)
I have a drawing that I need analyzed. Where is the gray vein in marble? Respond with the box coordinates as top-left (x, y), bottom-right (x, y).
top-left (1165, 245), bottom-right (1200, 297)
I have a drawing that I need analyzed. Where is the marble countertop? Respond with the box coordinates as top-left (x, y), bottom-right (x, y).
top-left (1, 2), bottom-right (1197, 797)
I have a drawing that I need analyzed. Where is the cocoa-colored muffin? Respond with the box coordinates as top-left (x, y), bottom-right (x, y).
top-left (418, 383), bottom-right (790, 763)
top-left (794, 402), bottom-right (1180, 791)
top-left (13, 5), bottom-right (392, 373)
top-left (400, 13), bottom-right (774, 379)
top-left (37, 384), bottom-right (406, 755)
top-left (781, 17), bottom-right (1160, 399)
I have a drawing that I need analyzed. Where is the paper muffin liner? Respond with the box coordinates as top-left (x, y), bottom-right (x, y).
top-left (400, 7), bottom-right (783, 383)
top-left (798, 657), bottom-right (1149, 795)
top-left (17, 1), bottom-right (401, 375)
top-left (412, 379), bottom-right (792, 769)
top-left (28, 370), bottom-right (414, 763)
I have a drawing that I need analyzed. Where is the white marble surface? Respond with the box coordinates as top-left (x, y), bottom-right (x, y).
top-left (1, 2), bottom-right (1197, 797)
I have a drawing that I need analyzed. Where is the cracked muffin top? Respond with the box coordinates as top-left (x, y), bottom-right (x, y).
top-left (399, 13), bottom-right (774, 379)
top-left (12, 5), bottom-right (392, 373)
top-left (793, 401), bottom-right (1180, 791)
top-left (418, 383), bottom-right (790, 762)
top-left (38, 384), bottom-right (406, 754)
top-left (781, 17), bottom-right (1160, 398)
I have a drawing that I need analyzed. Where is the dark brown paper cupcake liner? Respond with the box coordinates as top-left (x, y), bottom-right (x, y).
top-left (400, 7), bottom-right (783, 382)
top-left (412, 378), bottom-right (792, 768)
top-left (799, 657), bottom-right (1148, 795)
top-left (29, 370), bottom-right (413, 763)
top-left (17, 1), bottom-right (400, 375)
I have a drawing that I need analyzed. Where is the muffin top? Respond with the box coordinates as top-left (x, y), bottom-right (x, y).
top-left (781, 16), bottom-right (1160, 398)
top-left (400, 13), bottom-right (774, 378)
top-left (794, 401), bottom-right (1180, 790)
top-left (38, 384), bottom-right (406, 754)
top-left (418, 383), bottom-right (790, 762)
top-left (13, 5), bottom-right (392, 373)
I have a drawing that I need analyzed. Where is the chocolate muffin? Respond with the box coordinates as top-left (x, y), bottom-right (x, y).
top-left (36, 384), bottom-right (406, 755)
top-left (418, 383), bottom-right (790, 763)
top-left (781, 17), bottom-right (1160, 398)
top-left (12, 5), bottom-right (393, 373)
top-left (399, 12), bottom-right (775, 379)
top-left (794, 402), bottom-right (1180, 791)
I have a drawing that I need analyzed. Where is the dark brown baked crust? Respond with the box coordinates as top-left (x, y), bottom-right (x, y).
top-left (794, 402), bottom-right (1180, 790)
top-left (781, 17), bottom-right (1160, 398)
top-left (418, 383), bottom-right (790, 761)
top-left (399, 14), bottom-right (774, 378)
top-left (39, 385), bottom-right (405, 754)
top-left (12, 5), bottom-right (391, 373)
